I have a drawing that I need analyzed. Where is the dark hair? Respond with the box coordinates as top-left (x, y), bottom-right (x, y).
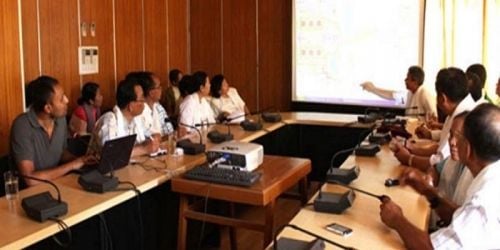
top-left (116, 79), bottom-right (140, 109)
top-left (210, 74), bottom-right (225, 98)
top-left (466, 72), bottom-right (482, 101)
top-left (178, 75), bottom-right (196, 97)
top-left (463, 103), bottom-right (500, 163)
top-left (126, 71), bottom-right (154, 97)
top-left (466, 64), bottom-right (487, 88)
top-left (77, 82), bottom-right (100, 105)
top-left (408, 66), bottom-right (425, 86)
top-left (192, 71), bottom-right (208, 92)
top-left (169, 69), bottom-right (182, 84)
top-left (435, 67), bottom-right (468, 103)
top-left (25, 75), bottom-right (59, 113)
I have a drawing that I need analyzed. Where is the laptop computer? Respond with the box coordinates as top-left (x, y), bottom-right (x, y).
top-left (75, 134), bottom-right (137, 175)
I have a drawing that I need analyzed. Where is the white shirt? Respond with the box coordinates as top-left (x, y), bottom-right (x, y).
top-left (429, 95), bottom-right (476, 165)
top-left (431, 160), bottom-right (500, 249)
top-left (141, 103), bottom-right (162, 137)
top-left (179, 93), bottom-right (216, 131)
top-left (405, 85), bottom-right (437, 118)
top-left (93, 105), bottom-right (149, 146)
top-left (151, 102), bottom-right (174, 136)
top-left (210, 88), bottom-right (246, 115)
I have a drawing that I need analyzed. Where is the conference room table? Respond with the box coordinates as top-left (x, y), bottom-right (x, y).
top-left (274, 119), bottom-right (430, 249)
top-left (0, 112), bottom-right (429, 249)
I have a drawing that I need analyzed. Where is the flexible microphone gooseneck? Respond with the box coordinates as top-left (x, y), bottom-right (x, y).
top-left (194, 121), bottom-right (234, 144)
top-left (17, 173), bottom-right (63, 202)
top-left (175, 120), bottom-right (206, 154)
top-left (332, 181), bottom-right (388, 202)
top-left (273, 224), bottom-right (357, 250)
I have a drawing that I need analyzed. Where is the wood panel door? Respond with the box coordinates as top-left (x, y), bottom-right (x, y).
top-left (168, 0), bottom-right (189, 73)
top-left (190, 0), bottom-right (222, 76)
top-left (115, 0), bottom-right (144, 82)
top-left (222, 0), bottom-right (258, 111)
top-left (38, 0), bottom-right (80, 111)
top-left (258, 0), bottom-right (291, 112)
top-left (21, 0), bottom-right (40, 82)
top-left (0, 0), bottom-right (23, 155)
top-left (144, 0), bottom-right (169, 83)
top-left (80, 0), bottom-right (116, 110)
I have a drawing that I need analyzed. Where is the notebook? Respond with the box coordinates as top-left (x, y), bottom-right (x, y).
top-left (76, 134), bottom-right (137, 175)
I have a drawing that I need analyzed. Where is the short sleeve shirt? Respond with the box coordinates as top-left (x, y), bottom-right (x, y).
top-left (10, 109), bottom-right (68, 171)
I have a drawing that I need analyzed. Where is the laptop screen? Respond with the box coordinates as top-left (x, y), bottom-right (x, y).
top-left (97, 134), bottom-right (137, 174)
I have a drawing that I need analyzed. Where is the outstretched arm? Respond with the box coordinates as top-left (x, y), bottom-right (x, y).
top-left (360, 81), bottom-right (396, 100)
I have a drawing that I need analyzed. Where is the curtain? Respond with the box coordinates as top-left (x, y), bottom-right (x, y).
top-left (423, 0), bottom-right (500, 100)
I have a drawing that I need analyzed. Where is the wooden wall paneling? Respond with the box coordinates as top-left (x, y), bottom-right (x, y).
top-left (80, 0), bottom-right (116, 110)
top-left (114, 0), bottom-right (144, 82)
top-left (189, 0), bottom-right (222, 76)
top-left (0, 0), bottom-right (23, 154)
top-left (222, 0), bottom-right (257, 111)
top-left (258, 0), bottom-right (292, 112)
top-left (167, 0), bottom-right (189, 73)
top-left (21, 0), bottom-right (40, 83)
top-left (39, 0), bottom-right (80, 111)
top-left (144, 0), bottom-right (169, 83)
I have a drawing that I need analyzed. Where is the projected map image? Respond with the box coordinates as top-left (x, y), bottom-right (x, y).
top-left (293, 0), bottom-right (422, 107)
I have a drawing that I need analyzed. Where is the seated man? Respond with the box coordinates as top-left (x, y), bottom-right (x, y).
top-left (10, 76), bottom-right (92, 186)
top-left (398, 111), bottom-right (473, 228)
top-left (93, 78), bottom-right (159, 157)
top-left (393, 67), bottom-right (476, 172)
top-left (379, 103), bottom-right (500, 249)
top-left (126, 71), bottom-right (174, 137)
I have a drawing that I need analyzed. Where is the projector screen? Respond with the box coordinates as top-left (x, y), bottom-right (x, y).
top-left (292, 0), bottom-right (424, 108)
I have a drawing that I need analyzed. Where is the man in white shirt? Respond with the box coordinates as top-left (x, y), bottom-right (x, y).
top-left (127, 71), bottom-right (174, 136)
top-left (361, 66), bottom-right (436, 117)
top-left (398, 111), bottom-right (472, 228)
top-left (92, 79), bottom-right (159, 157)
top-left (393, 67), bottom-right (476, 172)
top-left (379, 103), bottom-right (500, 249)
top-left (178, 71), bottom-right (216, 137)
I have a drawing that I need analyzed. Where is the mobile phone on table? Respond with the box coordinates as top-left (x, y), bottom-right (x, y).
top-left (325, 223), bottom-right (352, 236)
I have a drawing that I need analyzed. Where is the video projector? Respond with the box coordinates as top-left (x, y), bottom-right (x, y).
top-left (206, 141), bottom-right (264, 172)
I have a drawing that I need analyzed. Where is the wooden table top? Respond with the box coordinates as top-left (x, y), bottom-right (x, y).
top-left (172, 155), bottom-right (311, 206)
top-left (0, 112), bottom-right (425, 249)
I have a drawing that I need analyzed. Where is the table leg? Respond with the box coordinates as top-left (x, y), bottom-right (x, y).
top-left (177, 195), bottom-right (189, 250)
top-left (263, 200), bottom-right (276, 248)
top-left (299, 177), bottom-right (308, 205)
top-left (229, 202), bottom-right (237, 250)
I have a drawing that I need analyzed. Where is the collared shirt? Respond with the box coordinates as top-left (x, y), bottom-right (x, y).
top-left (209, 87), bottom-right (246, 118)
top-left (141, 103), bottom-right (162, 137)
top-left (153, 102), bottom-right (174, 135)
top-left (431, 160), bottom-right (500, 249)
top-left (10, 109), bottom-right (67, 171)
top-left (429, 95), bottom-right (476, 165)
top-left (405, 85), bottom-right (437, 118)
top-left (179, 93), bottom-right (216, 131)
top-left (93, 105), bottom-right (148, 147)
